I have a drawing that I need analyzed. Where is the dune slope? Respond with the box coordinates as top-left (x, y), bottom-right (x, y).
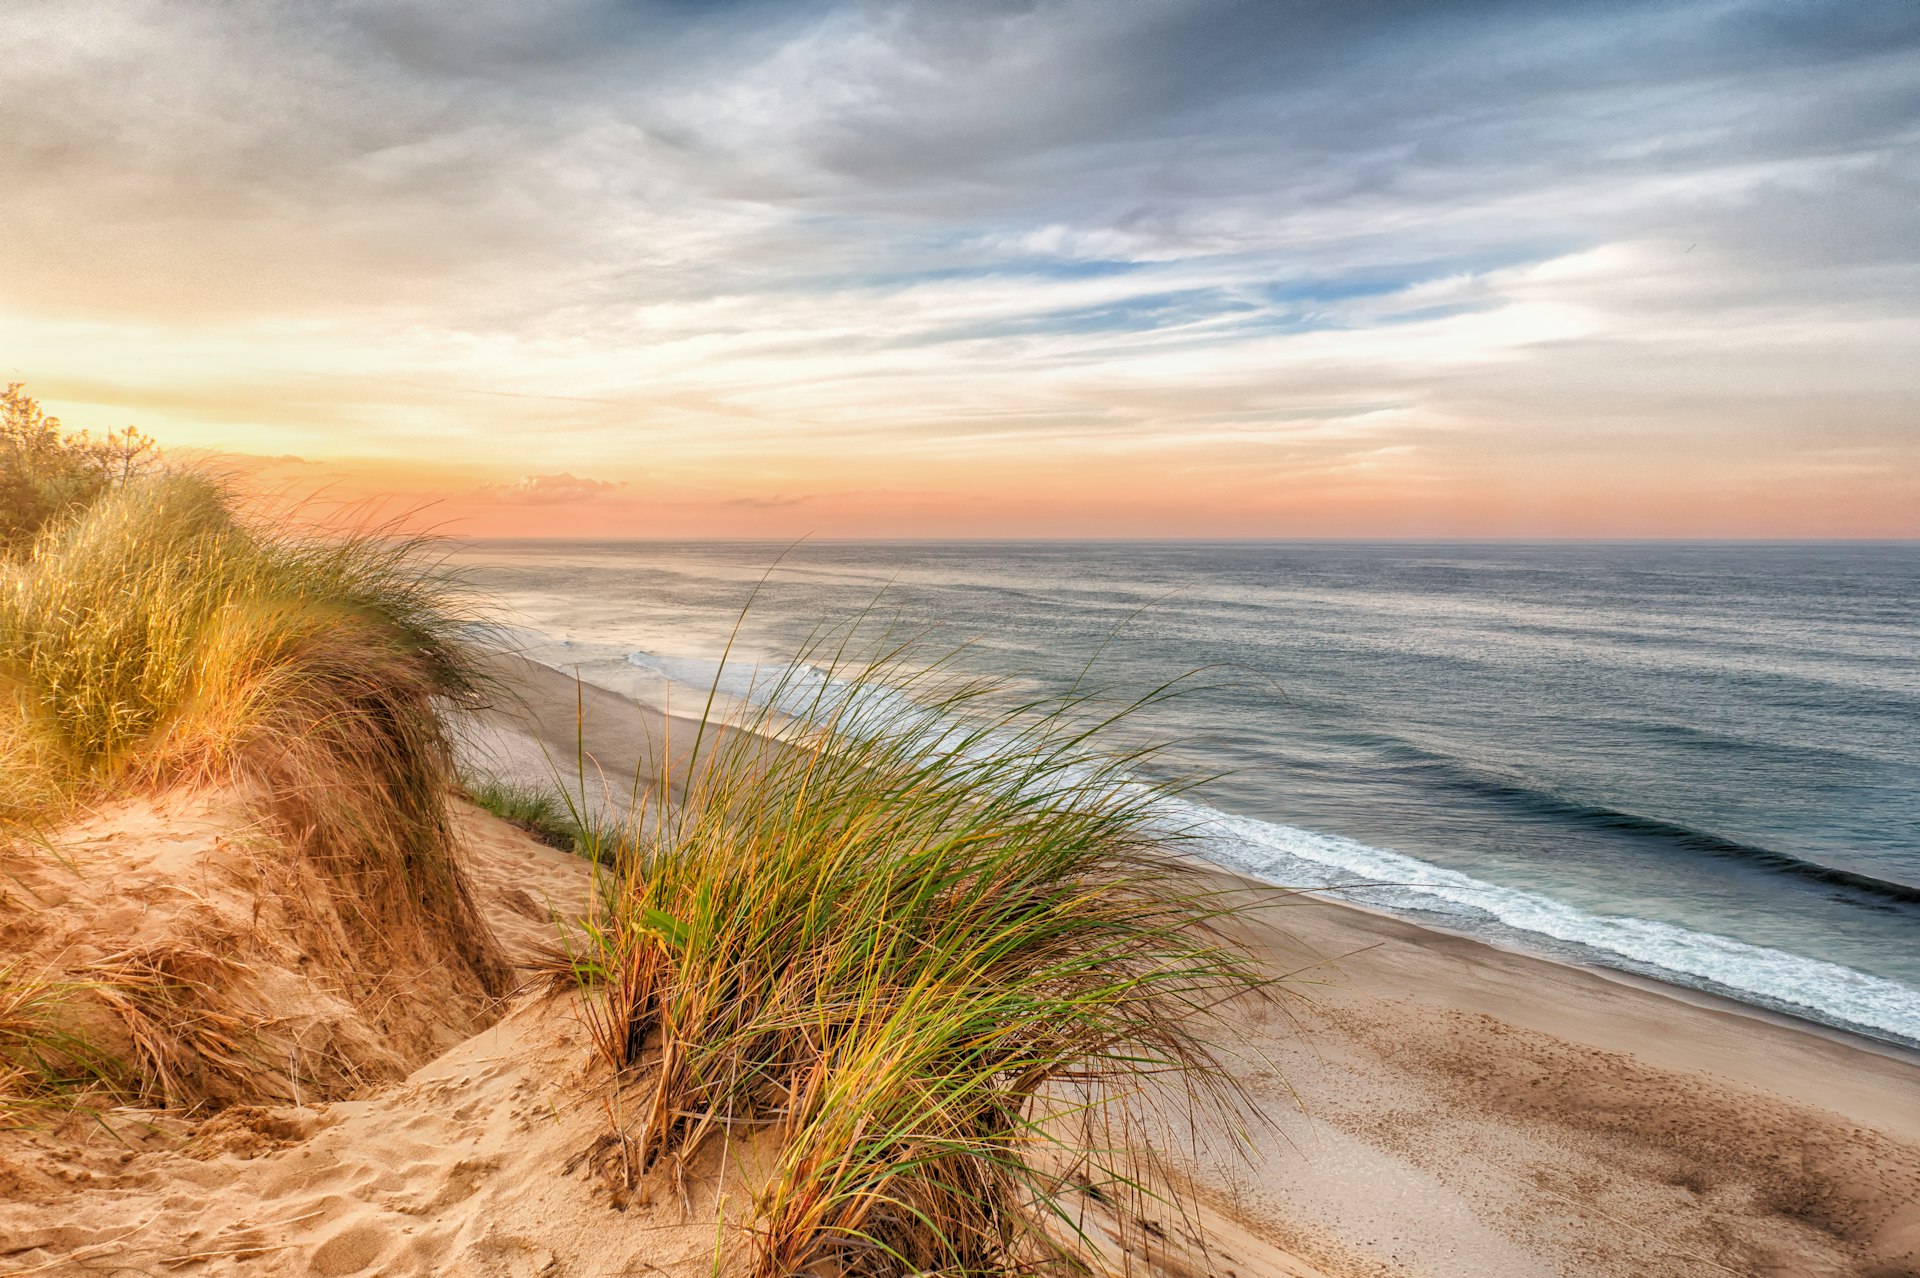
top-left (0, 803), bottom-right (738, 1277)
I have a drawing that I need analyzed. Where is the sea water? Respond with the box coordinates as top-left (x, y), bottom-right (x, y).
top-left (447, 540), bottom-right (1920, 1048)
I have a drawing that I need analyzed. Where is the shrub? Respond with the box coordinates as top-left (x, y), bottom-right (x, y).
top-left (0, 384), bottom-right (155, 553)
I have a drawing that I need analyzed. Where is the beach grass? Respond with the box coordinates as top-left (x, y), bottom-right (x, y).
top-left (0, 446), bottom-right (513, 1109)
top-left (557, 641), bottom-right (1271, 1275)
top-left (464, 775), bottom-right (584, 854)
top-left (0, 963), bottom-right (122, 1118)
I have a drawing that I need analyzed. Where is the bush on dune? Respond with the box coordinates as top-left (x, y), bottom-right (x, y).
top-left (0, 383), bottom-right (155, 553)
top-left (562, 647), bottom-right (1271, 1276)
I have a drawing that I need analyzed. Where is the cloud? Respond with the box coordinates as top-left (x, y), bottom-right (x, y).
top-left (722, 493), bottom-right (815, 508)
top-left (2, 0), bottom-right (1917, 530)
top-left (477, 473), bottom-right (626, 505)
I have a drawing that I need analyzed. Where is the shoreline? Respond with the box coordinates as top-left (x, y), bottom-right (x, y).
top-left (468, 644), bottom-right (1918, 1070)
top-left (1245, 869), bottom-right (1920, 1069)
top-left (1207, 869), bottom-right (1920, 1134)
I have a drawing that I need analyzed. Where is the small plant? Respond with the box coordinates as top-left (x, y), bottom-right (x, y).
top-left (560, 638), bottom-right (1271, 1276)
top-left (465, 776), bottom-right (583, 853)
top-left (0, 962), bottom-right (121, 1118)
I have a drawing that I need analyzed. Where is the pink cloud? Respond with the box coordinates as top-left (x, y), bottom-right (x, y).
top-left (477, 473), bottom-right (626, 506)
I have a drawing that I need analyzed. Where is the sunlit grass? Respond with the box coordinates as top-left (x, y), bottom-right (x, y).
top-left (557, 637), bottom-right (1272, 1275)
top-left (0, 469), bottom-right (511, 1109)
top-left (464, 775), bottom-right (584, 854)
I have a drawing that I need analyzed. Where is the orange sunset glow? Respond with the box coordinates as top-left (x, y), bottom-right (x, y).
top-left (4, 4), bottom-right (1916, 538)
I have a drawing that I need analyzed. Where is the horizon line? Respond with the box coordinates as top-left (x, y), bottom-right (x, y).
top-left (445, 534), bottom-right (1920, 546)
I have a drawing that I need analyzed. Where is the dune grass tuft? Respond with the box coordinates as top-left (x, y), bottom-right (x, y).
top-left (0, 470), bottom-right (510, 1004)
top-left (0, 962), bottom-right (121, 1118)
top-left (559, 641), bottom-right (1271, 1276)
top-left (464, 776), bottom-right (583, 854)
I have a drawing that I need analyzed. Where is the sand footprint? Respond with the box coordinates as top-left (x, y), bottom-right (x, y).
top-left (379, 1155), bottom-right (502, 1216)
top-left (307, 1218), bottom-right (398, 1276)
top-left (455, 1232), bottom-right (562, 1278)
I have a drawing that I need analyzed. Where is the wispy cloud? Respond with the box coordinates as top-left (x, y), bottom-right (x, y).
top-left (2, 0), bottom-right (1916, 533)
top-left (478, 473), bottom-right (627, 505)
top-left (723, 494), bottom-right (815, 509)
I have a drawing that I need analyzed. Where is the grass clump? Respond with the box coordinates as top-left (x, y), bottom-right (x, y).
top-left (563, 642), bottom-right (1269, 1276)
top-left (0, 963), bottom-right (120, 1118)
top-left (0, 468), bottom-right (509, 997)
top-left (465, 776), bottom-right (583, 853)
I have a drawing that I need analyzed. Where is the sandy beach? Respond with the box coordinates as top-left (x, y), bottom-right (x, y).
top-left (1191, 885), bottom-right (1920, 1276)
top-left (2, 650), bottom-right (1915, 1278)
top-left (468, 653), bottom-right (1920, 1277)
top-left (9, 0), bottom-right (1918, 1268)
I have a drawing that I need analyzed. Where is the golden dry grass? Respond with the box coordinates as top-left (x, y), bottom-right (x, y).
top-left (558, 642), bottom-right (1273, 1276)
top-left (0, 470), bottom-right (510, 1112)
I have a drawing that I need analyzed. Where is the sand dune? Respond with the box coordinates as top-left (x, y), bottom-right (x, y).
top-left (1, 803), bottom-right (794, 1277)
top-left (5, 658), bottom-right (1918, 1277)
top-left (1, 987), bottom-right (764, 1277)
top-left (0, 795), bottom-right (511, 1110)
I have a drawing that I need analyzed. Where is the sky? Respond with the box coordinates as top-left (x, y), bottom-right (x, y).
top-left (3, 0), bottom-right (1917, 538)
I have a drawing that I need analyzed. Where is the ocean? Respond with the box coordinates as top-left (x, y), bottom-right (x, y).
top-left (446, 540), bottom-right (1920, 1049)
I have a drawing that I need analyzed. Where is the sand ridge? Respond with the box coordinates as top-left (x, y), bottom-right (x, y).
top-left (0, 991), bottom-right (767, 1276)
top-left (0, 802), bottom-right (771, 1277)
top-left (0, 794), bottom-right (508, 1109)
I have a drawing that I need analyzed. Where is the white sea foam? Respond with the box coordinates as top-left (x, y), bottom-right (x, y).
top-left (625, 650), bottom-right (753, 694)
top-left (508, 637), bottom-right (1920, 1045)
top-left (1191, 805), bottom-right (1920, 1042)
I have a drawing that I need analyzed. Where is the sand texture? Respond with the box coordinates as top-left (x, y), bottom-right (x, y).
top-left (1, 803), bottom-right (786, 1277)
top-left (0, 793), bottom-right (517, 1110)
top-left (0, 988), bottom-right (769, 1276)
top-left (3, 655), bottom-right (1917, 1277)
top-left (1172, 885), bottom-right (1920, 1277)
